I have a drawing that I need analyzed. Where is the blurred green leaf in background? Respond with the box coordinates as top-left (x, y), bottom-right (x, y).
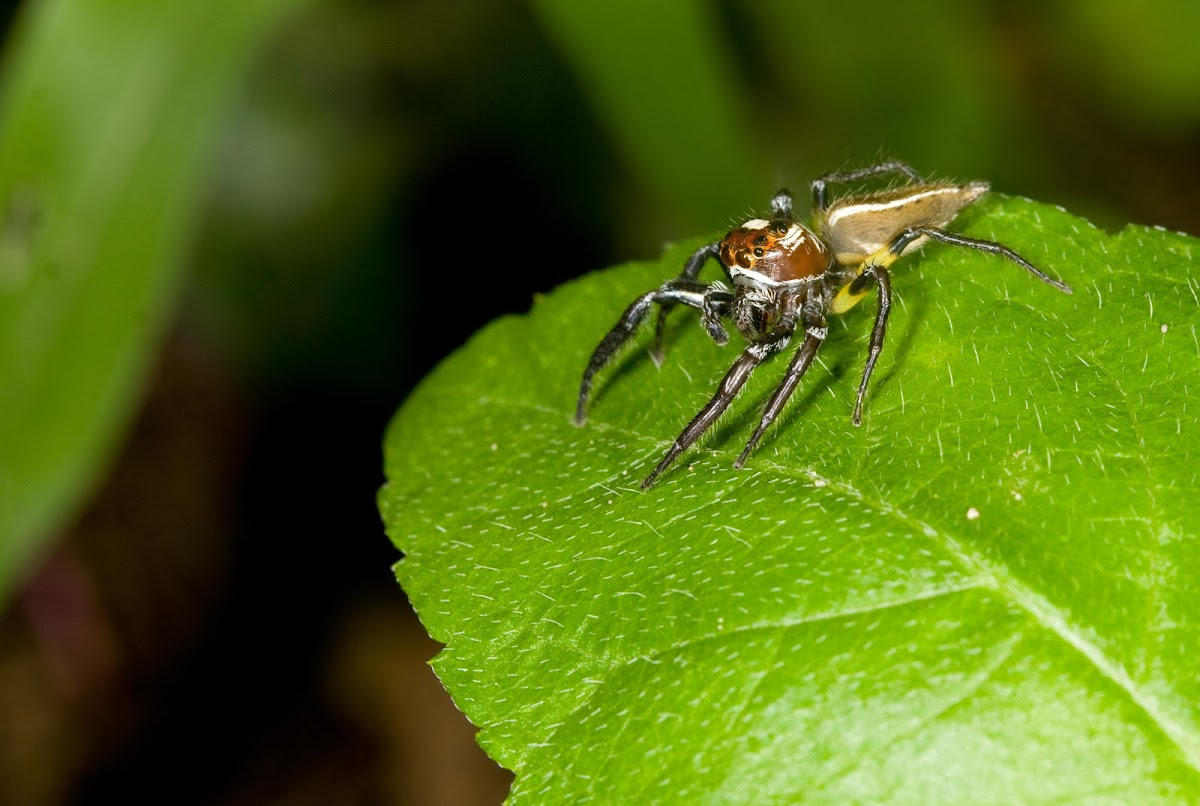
top-left (0, 0), bottom-right (312, 602)
top-left (529, 0), bottom-right (1200, 239)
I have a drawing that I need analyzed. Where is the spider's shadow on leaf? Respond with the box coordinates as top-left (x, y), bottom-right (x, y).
top-left (580, 304), bottom-right (713, 415)
top-left (581, 327), bottom-right (673, 413)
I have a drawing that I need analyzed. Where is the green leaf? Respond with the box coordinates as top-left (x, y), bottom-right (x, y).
top-left (380, 196), bottom-right (1200, 803)
top-left (0, 0), bottom-right (312, 600)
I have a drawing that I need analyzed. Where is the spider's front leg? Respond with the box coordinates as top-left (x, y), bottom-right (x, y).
top-left (734, 315), bottom-right (827, 467)
top-left (651, 284), bottom-right (733, 363)
top-left (576, 248), bottom-right (731, 426)
top-left (651, 242), bottom-right (727, 363)
top-left (641, 318), bottom-right (795, 489)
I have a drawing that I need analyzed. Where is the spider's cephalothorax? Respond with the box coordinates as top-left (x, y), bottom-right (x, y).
top-left (575, 161), bottom-right (1073, 489)
top-left (720, 214), bottom-right (829, 340)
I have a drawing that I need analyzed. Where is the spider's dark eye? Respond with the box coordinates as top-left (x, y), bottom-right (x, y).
top-left (753, 235), bottom-right (768, 247)
top-left (772, 223), bottom-right (788, 235)
top-left (754, 247), bottom-right (764, 257)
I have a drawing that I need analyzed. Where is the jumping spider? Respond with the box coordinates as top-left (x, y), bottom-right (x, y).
top-left (575, 161), bottom-right (1072, 489)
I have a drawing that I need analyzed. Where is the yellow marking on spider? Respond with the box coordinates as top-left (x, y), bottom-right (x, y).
top-left (831, 246), bottom-right (900, 314)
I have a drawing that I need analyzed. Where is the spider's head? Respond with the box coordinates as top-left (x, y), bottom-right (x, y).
top-left (719, 217), bottom-right (830, 285)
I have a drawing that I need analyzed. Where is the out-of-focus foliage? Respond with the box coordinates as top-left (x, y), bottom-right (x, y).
top-left (528, 0), bottom-right (764, 225)
top-left (0, 0), bottom-right (312, 602)
top-left (1054, 0), bottom-right (1200, 126)
top-left (529, 0), bottom-right (1200, 238)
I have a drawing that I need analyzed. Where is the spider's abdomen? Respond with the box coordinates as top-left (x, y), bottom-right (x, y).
top-left (819, 182), bottom-right (988, 266)
top-left (720, 220), bottom-right (830, 285)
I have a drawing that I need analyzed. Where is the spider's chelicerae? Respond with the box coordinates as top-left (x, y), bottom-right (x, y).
top-left (575, 161), bottom-right (1073, 489)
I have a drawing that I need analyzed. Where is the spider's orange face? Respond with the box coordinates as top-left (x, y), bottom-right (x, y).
top-left (719, 219), bottom-right (830, 284)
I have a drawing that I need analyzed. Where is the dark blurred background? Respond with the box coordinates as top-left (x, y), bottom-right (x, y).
top-left (0, 0), bottom-right (1198, 803)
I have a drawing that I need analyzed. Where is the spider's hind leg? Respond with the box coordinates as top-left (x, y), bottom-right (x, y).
top-left (894, 227), bottom-right (1073, 294)
top-left (844, 220), bottom-right (1071, 425)
top-left (811, 161), bottom-right (923, 213)
top-left (851, 267), bottom-right (892, 426)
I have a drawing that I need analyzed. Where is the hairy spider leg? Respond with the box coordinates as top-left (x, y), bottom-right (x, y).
top-left (811, 161), bottom-right (924, 213)
top-left (651, 242), bottom-right (726, 363)
top-left (733, 321), bottom-right (826, 468)
top-left (642, 321), bottom-right (795, 489)
top-left (851, 267), bottom-right (892, 426)
top-left (898, 227), bottom-right (1073, 294)
top-left (576, 279), bottom-right (730, 425)
top-left (836, 223), bottom-right (1072, 424)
